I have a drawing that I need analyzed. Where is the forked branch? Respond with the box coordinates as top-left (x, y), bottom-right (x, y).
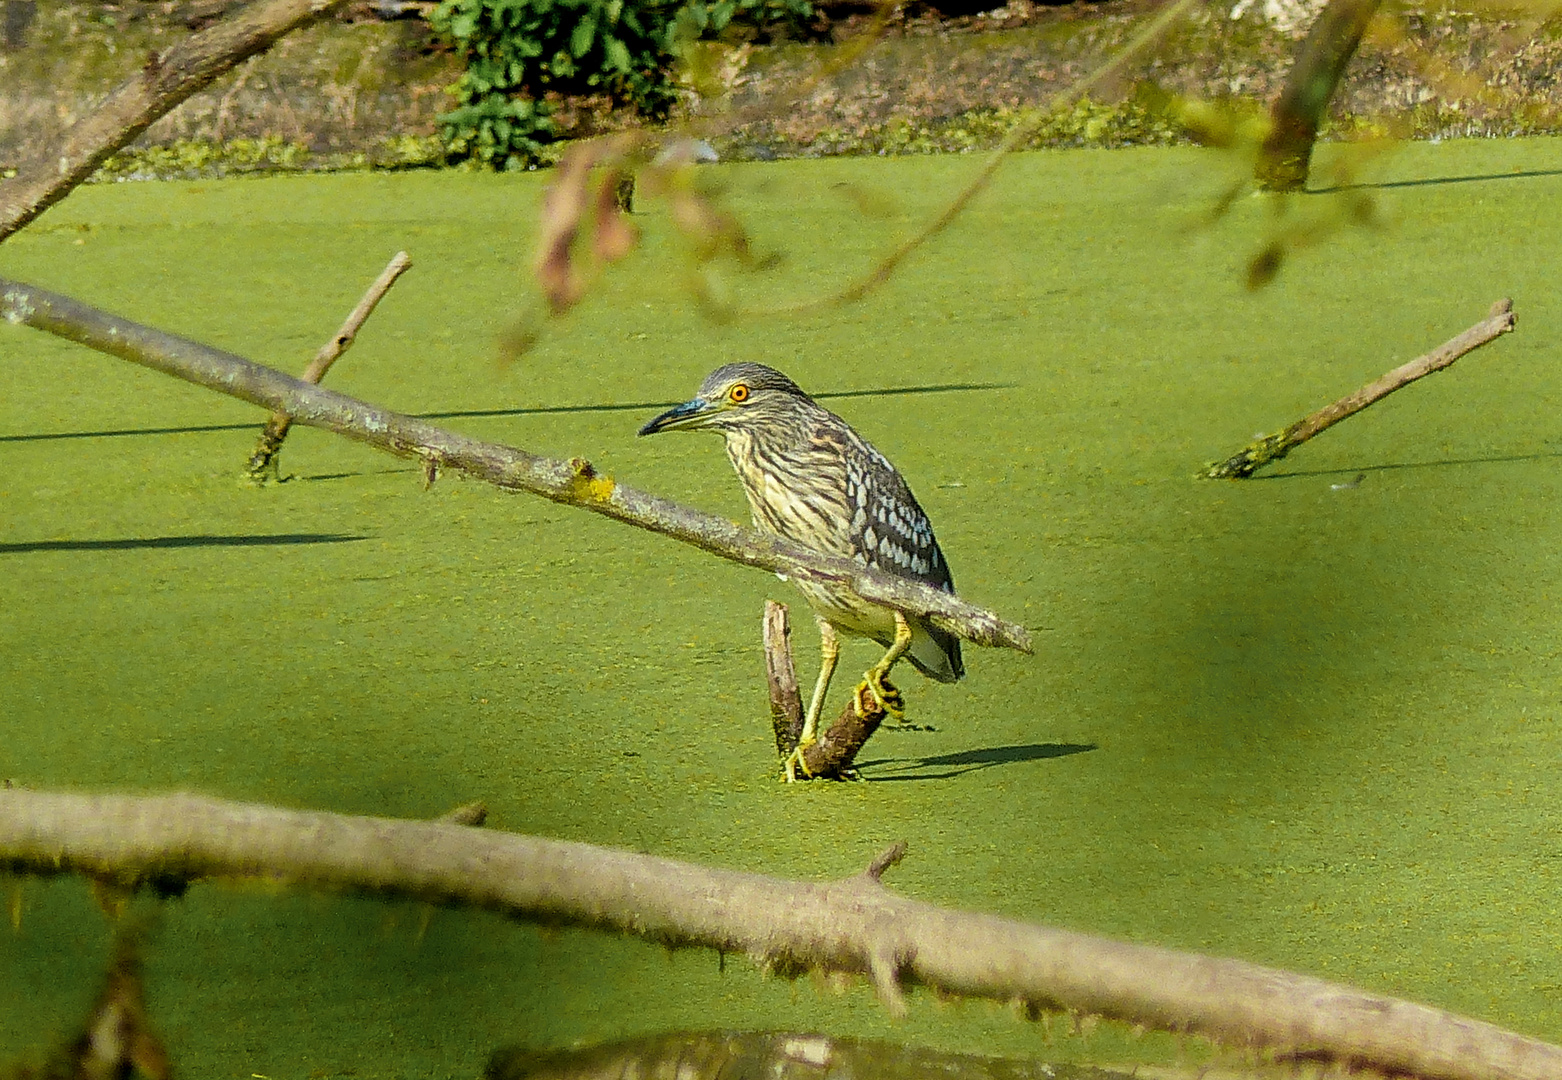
top-left (0, 278), bottom-right (1029, 653)
top-left (3, 788), bottom-right (1561, 1080)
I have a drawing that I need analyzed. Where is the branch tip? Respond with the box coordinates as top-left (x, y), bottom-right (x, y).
top-left (868, 942), bottom-right (909, 1018)
top-left (865, 841), bottom-right (908, 881)
top-left (438, 801), bottom-right (488, 827)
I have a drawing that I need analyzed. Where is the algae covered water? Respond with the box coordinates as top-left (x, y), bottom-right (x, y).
top-left (3, 139), bottom-right (1562, 1075)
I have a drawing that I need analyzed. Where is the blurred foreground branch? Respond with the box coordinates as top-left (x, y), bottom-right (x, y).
top-left (1255, 0), bottom-right (1382, 192)
top-left (0, 277), bottom-right (1028, 653)
top-left (769, 0), bottom-right (1198, 316)
top-left (4, 788), bottom-right (1562, 1080)
top-left (485, 1031), bottom-right (1132, 1080)
top-left (1204, 298), bottom-right (1515, 479)
top-left (532, 0), bottom-right (1198, 324)
top-left (0, 0), bottom-right (350, 243)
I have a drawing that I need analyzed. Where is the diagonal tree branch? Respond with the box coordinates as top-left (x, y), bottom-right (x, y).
top-left (3, 787), bottom-right (1561, 1080)
top-left (0, 277), bottom-right (1030, 653)
top-left (0, 0), bottom-right (351, 244)
top-left (1204, 299), bottom-right (1516, 479)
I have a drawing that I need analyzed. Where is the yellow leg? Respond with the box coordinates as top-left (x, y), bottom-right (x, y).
top-left (785, 617), bottom-right (839, 782)
top-left (857, 611), bottom-right (912, 721)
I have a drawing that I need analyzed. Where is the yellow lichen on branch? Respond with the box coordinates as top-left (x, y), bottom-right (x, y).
top-left (568, 458), bottom-right (619, 503)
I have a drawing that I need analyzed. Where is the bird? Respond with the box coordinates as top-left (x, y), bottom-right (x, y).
top-left (638, 362), bottom-right (963, 780)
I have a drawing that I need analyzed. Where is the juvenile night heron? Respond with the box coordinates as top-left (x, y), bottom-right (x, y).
top-left (639, 363), bottom-right (963, 780)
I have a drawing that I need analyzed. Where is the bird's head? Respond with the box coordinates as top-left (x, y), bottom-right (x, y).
top-left (638, 363), bottom-right (811, 437)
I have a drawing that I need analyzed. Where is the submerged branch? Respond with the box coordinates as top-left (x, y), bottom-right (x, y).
top-left (3, 787), bottom-right (1561, 1080)
top-left (1204, 299), bottom-right (1516, 479)
top-left (763, 600), bottom-right (897, 780)
top-left (0, 0), bottom-right (349, 244)
top-left (0, 277), bottom-right (1029, 653)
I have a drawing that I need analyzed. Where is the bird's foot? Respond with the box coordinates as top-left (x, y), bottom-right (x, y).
top-left (783, 738), bottom-right (817, 783)
top-left (855, 672), bottom-right (904, 721)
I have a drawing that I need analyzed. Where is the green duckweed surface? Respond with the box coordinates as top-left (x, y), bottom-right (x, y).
top-left (4, 139), bottom-right (1562, 1075)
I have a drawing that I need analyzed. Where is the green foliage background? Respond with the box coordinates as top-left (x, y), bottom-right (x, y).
top-left (430, 0), bottom-right (813, 168)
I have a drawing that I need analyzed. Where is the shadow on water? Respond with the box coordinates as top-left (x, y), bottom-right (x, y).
top-left (0, 533), bottom-right (367, 554)
top-left (858, 742), bottom-right (1096, 781)
top-left (1254, 445), bottom-right (1562, 480)
top-left (1310, 167), bottom-right (1562, 194)
top-left (0, 384), bottom-right (1012, 444)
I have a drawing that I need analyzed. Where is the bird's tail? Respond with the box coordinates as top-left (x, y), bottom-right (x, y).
top-left (901, 618), bottom-right (964, 684)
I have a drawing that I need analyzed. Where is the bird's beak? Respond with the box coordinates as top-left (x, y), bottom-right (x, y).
top-left (638, 397), bottom-right (716, 436)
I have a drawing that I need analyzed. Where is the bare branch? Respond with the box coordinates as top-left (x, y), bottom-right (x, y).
top-left (247, 251), bottom-right (413, 480)
top-left (761, 602), bottom-right (903, 780)
top-left (797, 679), bottom-right (895, 779)
top-left (864, 842), bottom-right (908, 881)
top-left (0, 0), bottom-right (351, 244)
top-left (4, 788), bottom-right (1562, 1080)
top-left (0, 277), bottom-right (1030, 653)
top-left (1205, 299), bottom-right (1517, 479)
top-left (764, 601), bottom-right (805, 758)
top-left (484, 1032), bottom-right (1132, 1080)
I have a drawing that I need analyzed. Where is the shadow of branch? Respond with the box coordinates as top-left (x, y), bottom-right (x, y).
top-left (857, 742), bottom-right (1096, 781)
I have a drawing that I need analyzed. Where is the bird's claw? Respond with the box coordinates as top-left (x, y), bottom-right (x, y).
top-left (783, 737), bottom-right (817, 783)
top-left (855, 672), bottom-right (904, 721)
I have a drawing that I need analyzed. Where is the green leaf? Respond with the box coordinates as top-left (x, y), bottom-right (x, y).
top-left (603, 36), bottom-right (631, 71)
top-left (570, 12), bottom-right (597, 56)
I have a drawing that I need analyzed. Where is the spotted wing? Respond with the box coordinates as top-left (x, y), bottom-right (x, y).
top-left (842, 433), bottom-right (953, 591)
top-left (840, 428), bottom-right (963, 682)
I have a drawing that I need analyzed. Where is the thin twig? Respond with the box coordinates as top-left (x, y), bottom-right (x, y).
top-left (246, 251), bottom-right (412, 481)
top-left (764, 0), bottom-right (1199, 317)
top-left (0, 277), bottom-right (1030, 653)
top-left (3, 787), bottom-right (1561, 1080)
top-left (1204, 299), bottom-right (1517, 479)
top-left (0, 0), bottom-right (350, 244)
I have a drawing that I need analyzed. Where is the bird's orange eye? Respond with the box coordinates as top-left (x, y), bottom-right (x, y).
top-left (729, 384), bottom-right (750, 404)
